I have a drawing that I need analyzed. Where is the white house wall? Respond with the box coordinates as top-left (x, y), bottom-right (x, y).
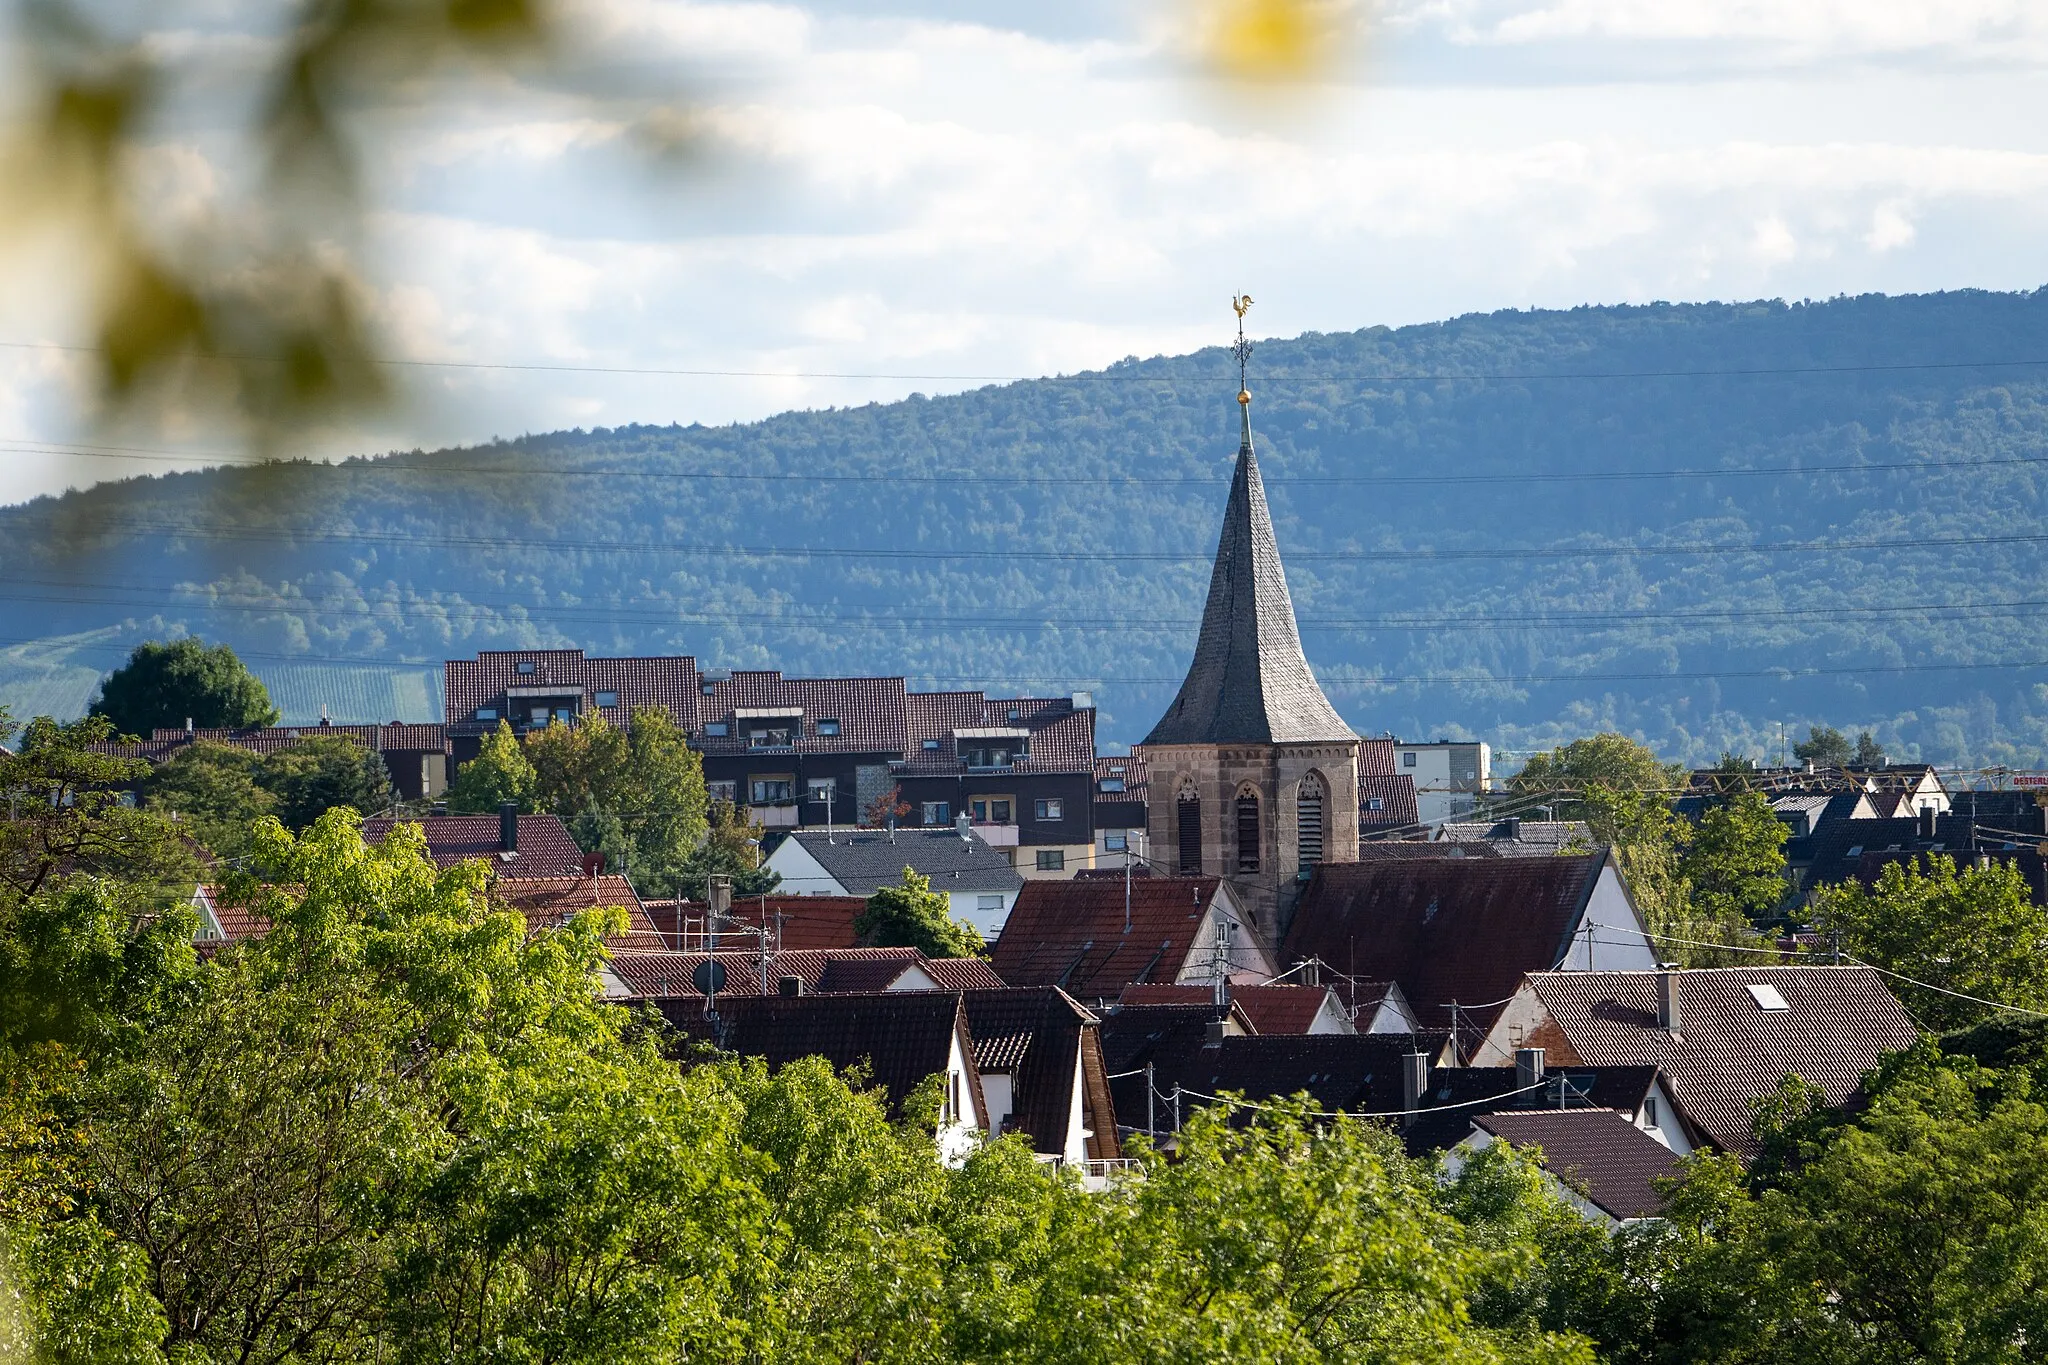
top-left (761, 840), bottom-right (848, 896)
top-left (947, 890), bottom-right (1014, 940)
top-left (1558, 866), bottom-right (1658, 972)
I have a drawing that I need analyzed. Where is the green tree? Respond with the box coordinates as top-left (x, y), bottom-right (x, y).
top-left (0, 714), bottom-right (196, 912)
top-left (1794, 724), bottom-right (1854, 768)
top-left (1853, 731), bottom-right (1888, 768)
top-left (88, 639), bottom-right (278, 737)
top-left (527, 709), bottom-right (707, 898)
top-left (1577, 788), bottom-right (1765, 968)
top-left (446, 719), bottom-right (537, 815)
top-left (1681, 790), bottom-right (1790, 926)
top-left (674, 801), bottom-right (781, 901)
top-left (257, 735), bottom-right (396, 828)
top-left (1510, 733), bottom-right (1684, 819)
top-left (1815, 854), bottom-right (2048, 1028)
top-left (139, 741), bottom-right (278, 860)
top-left (856, 868), bottom-right (985, 959)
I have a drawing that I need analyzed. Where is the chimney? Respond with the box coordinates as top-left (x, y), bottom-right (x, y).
top-left (779, 974), bottom-right (804, 997)
top-left (185, 716), bottom-right (194, 736)
top-left (1657, 971), bottom-right (1681, 1036)
top-left (956, 812), bottom-right (972, 842)
top-left (430, 801), bottom-right (448, 817)
top-left (708, 873), bottom-right (732, 922)
top-left (1203, 1019), bottom-right (1227, 1048)
top-left (1402, 1051), bottom-right (1431, 1112)
top-left (498, 802), bottom-right (519, 854)
top-left (1514, 1047), bottom-right (1546, 1099)
top-left (1071, 690), bottom-right (1093, 711)
top-left (1919, 806), bottom-right (1938, 840)
top-left (1503, 816), bottom-right (1522, 840)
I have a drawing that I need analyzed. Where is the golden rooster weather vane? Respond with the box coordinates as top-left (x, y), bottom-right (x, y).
top-left (1232, 294), bottom-right (1255, 405)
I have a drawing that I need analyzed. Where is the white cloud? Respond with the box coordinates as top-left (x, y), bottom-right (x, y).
top-left (6, 0), bottom-right (2048, 502)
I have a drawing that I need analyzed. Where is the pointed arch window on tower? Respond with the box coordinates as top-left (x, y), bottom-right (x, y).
top-left (1297, 772), bottom-right (1326, 868)
top-left (1177, 783), bottom-right (1204, 875)
top-left (1236, 789), bottom-right (1261, 874)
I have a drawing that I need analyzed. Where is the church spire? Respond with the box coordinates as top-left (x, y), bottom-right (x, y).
top-left (1140, 296), bottom-right (1355, 747)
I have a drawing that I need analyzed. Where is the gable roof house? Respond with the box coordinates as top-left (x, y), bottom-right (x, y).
top-left (1281, 852), bottom-right (1657, 1064)
top-left (662, 991), bottom-right (988, 1163)
top-left (363, 809), bottom-right (589, 877)
top-left (1801, 810), bottom-right (2048, 904)
top-left (640, 894), bottom-right (872, 952)
top-left (605, 945), bottom-right (1003, 1000)
top-left (990, 876), bottom-right (1277, 1007)
top-left (1116, 983), bottom-right (1360, 1035)
top-left (762, 826), bottom-right (1025, 938)
top-left (1434, 819), bottom-right (1594, 856)
top-left (1447, 1110), bottom-right (1685, 1226)
top-left (1477, 967), bottom-right (1920, 1158)
top-left (961, 987), bottom-right (1121, 1167)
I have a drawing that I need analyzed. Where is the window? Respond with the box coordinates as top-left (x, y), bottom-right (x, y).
top-left (1643, 1096), bottom-right (1660, 1128)
top-left (817, 718), bottom-right (840, 736)
top-left (1034, 798), bottom-right (1064, 820)
top-left (701, 682), bottom-right (716, 695)
top-left (476, 708), bottom-right (498, 721)
top-left (749, 725), bottom-right (794, 749)
top-left (1365, 796), bottom-right (1384, 811)
top-left (1236, 791), bottom-right (1261, 873)
top-left (594, 690), bottom-right (617, 708)
top-left (1403, 751), bottom-right (1417, 767)
top-left (1297, 772), bottom-right (1326, 867)
top-left (1177, 788), bottom-right (1203, 874)
top-left (808, 779), bottom-right (836, 803)
top-left (964, 746), bottom-right (1015, 768)
top-left (1104, 831), bottom-right (1128, 852)
top-left (922, 738), bottom-right (941, 751)
top-left (1007, 707), bottom-right (1021, 722)
top-left (970, 797), bottom-right (1014, 824)
top-left (976, 894), bottom-right (1005, 913)
top-left (705, 722), bottom-right (729, 737)
top-left (515, 660), bottom-right (535, 675)
top-left (1035, 849), bottom-right (1065, 871)
top-left (1098, 776), bottom-right (1125, 793)
top-left (707, 781), bottom-right (737, 804)
top-left (751, 776), bottom-right (795, 803)
top-left (922, 801), bottom-right (951, 825)
top-left (530, 707), bottom-right (551, 725)
top-left (554, 707), bottom-right (574, 724)
top-left (1745, 983), bottom-right (1790, 1011)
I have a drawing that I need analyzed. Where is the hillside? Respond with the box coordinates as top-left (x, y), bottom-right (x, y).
top-left (7, 288), bottom-right (2048, 767)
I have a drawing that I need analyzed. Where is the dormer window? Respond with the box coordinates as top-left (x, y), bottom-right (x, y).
top-left (1007, 707), bottom-right (1021, 722)
top-left (749, 725), bottom-right (794, 749)
top-left (515, 661), bottom-right (535, 675)
top-left (701, 682), bottom-right (716, 695)
top-left (817, 719), bottom-right (841, 737)
top-left (1099, 777), bottom-right (1125, 793)
top-left (705, 722), bottom-right (729, 737)
top-left (476, 708), bottom-right (498, 721)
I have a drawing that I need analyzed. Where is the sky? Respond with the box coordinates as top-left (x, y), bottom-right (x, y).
top-left (5, 0), bottom-right (2048, 505)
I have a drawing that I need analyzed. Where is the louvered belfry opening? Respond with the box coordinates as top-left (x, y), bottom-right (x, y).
top-left (1297, 771), bottom-right (1326, 868)
top-left (1236, 790), bottom-right (1261, 873)
top-left (1177, 789), bottom-right (1204, 875)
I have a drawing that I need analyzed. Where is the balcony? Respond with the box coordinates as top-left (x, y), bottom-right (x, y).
top-left (751, 805), bottom-right (800, 828)
top-left (971, 822), bottom-right (1019, 848)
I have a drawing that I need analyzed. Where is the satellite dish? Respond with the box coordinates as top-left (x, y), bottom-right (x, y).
top-left (692, 959), bottom-right (727, 997)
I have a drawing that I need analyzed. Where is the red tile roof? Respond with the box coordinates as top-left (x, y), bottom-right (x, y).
top-left (697, 672), bottom-right (908, 757)
top-left (1520, 967), bottom-right (1919, 1156)
top-left (639, 895), bottom-right (870, 952)
top-left (1471, 1110), bottom-right (1683, 1221)
top-left (1358, 737), bottom-right (1398, 777)
top-left (921, 957), bottom-right (1008, 990)
top-left (1116, 983), bottom-right (1341, 1035)
top-left (1094, 754), bottom-right (1148, 800)
top-left (1358, 774), bottom-right (1419, 831)
top-left (491, 875), bottom-right (659, 941)
top-left (363, 813), bottom-right (587, 877)
top-left (1283, 854), bottom-right (1611, 1047)
top-left (607, 946), bottom-right (995, 998)
top-left (445, 650), bottom-right (704, 733)
top-left (992, 877), bottom-right (1231, 1002)
top-left (899, 693), bottom-right (1095, 775)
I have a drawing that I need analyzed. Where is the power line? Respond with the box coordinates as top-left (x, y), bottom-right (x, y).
top-left (10, 336), bottom-right (2048, 384)
top-left (12, 437), bottom-right (2048, 488)
top-left (16, 517), bottom-right (2048, 563)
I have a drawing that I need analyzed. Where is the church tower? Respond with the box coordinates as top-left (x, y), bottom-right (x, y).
top-left (1137, 298), bottom-right (1360, 940)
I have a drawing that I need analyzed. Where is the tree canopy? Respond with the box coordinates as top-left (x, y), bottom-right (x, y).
top-left (88, 639), bottom-right (278, 737)
top-left (856, 867), bottom-right (985, 960)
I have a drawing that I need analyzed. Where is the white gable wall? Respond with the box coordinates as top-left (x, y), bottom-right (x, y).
top-left (980, 1071), bottom-right (1015, 1136)
top-left (1556, 865), bottom-right (1658, 972)
top-left (1063, 1045), bottom-right (1089, 1164)
top-left (937, 1032), bottom-right (985, 1167)
top-left (761, 839), bottom-right (849, 896)
top-left (1363, 981), bottom-right (1421, 1034)
top-left (1174, 889), bottom-right (1279, 985)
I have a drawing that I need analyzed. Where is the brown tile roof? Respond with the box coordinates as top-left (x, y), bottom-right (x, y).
top-left (364, 813), bottom-right (587, 877)
top-left (1399, 1064), bottom-right (1661, 1154)
top-left (1437, 821), bottom-right (1595, 856)
top-left (660, 990), bottom-right (980, 1120)
top-left (1354, 842), bottom-right (1504, 861)
top-left (697, 672), bottom-right (908, 757)
top-left (1120, 1033), bottom-right (1445, 1127)
top-left (1521, 967), bottom-right (1920, 1156)
top-left (1116, 983), bottom-right (1341, 1035)
top-left (1358, 737), bottom-right (1398, 777)
top-left (1286, 855), bottom-right (1605, 1047)
top-left (1094, 754), bottom-right (1147, 800)
top-left (606, 946), bottom-right (997, 998)
top-left (960, 987), bottom-right (1118, 1159)
top-left (992, 877), bottom-right (1228, 1001)
top-left (1471, 1110), bottom-right (1683, 1221)
top-left (445, 650), bottom-right (704, 732)
top-left (1097, 1002), bottom-right (1246, 1076)
top-left (898, 693), bottom-right (1095, 775)
top-left (1283, 855), bottom-right (1610, 1047)
top-left (1358, 774), bottom-right (1419, 831)
top-left (195, 885), bottom-right (274, 942)
top-left (921, 957), bottom-right (1008, 990)
top-left (492, 875), bottom-right (658, 941)
top-left (639, 895), bottom-right (869, 952)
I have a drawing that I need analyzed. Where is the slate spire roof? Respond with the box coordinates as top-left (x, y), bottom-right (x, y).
top-left (1141, 390), bottom-right (1354, 747)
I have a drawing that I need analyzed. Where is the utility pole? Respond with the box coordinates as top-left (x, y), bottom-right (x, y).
top-left (1146, 1061), bottom-right (1155, 1138)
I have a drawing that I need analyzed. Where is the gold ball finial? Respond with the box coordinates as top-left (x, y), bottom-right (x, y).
top-left (1238, 388), bottom-right (1251, 406)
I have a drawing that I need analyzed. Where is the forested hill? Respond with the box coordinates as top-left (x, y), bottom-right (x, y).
top-left (7, 288), bottom-right (2048, 767)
